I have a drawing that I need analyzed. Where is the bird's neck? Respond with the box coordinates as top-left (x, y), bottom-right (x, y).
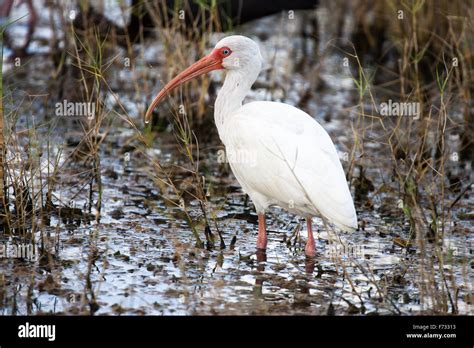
top-left (214, 69), bottom-right (257, 141)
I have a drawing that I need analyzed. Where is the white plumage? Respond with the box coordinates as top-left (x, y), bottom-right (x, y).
top-left (224, 101), bottom-right (357, 231)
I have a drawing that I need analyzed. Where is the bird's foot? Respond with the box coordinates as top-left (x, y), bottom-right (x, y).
top-left (304, 257), bottom-right (316, 274)
top-left (256, 249), bottom-right (267, 264)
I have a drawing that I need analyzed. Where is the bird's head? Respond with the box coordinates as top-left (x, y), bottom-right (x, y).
top-left (214, 35), bottom-right (263, 71)
top-left (145, 35), bottom-right (263, 123)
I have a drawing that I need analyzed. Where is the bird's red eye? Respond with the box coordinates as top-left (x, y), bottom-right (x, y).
top-left (221, 47), bottom-right (231, 56)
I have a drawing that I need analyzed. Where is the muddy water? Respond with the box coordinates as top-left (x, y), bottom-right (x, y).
top-left (1, 127), bottom-right (471, 315)
top-left (1, 6), bottom-right (473, 316)
top-left (0, 160), bottom-right (419, 315)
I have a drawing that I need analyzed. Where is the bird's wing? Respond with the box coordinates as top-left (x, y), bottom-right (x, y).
top-left (223, 101), bottom-right (357, 231)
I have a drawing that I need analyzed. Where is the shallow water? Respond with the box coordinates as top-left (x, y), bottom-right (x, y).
top-left (0, 131), bottom-right (471, 315)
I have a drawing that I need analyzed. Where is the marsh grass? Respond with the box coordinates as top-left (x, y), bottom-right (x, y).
top-left (331, 0), bottom-right (473, 313)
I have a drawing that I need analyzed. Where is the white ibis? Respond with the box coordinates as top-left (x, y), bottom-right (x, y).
top-left (145, 35), bottom-right (357, 257)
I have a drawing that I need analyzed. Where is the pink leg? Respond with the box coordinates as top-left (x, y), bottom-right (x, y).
top-left (256, 213), bottom-right (267, 250)
top-left (305, 218), bottom-right (316, 257)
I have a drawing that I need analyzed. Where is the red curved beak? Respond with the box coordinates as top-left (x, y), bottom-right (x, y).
top-left (145, 50), bottom-right (223, 124)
